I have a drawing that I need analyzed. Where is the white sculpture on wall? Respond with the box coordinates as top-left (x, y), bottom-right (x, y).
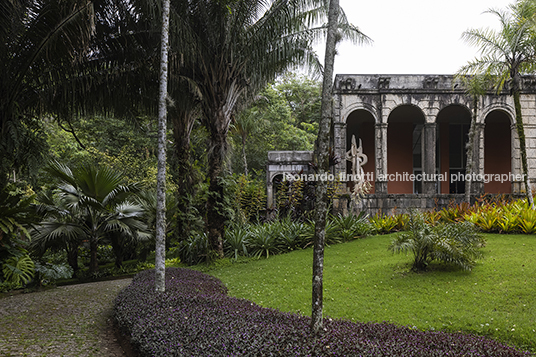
top-left (346, 135), bottom-right (367, 180)
top-left (346, 135), bottom-right (370, 199)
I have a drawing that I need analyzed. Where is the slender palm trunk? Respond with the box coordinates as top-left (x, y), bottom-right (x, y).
top-left (171, 113), bottom-right (196, 239)
top-left (465, 96), bottom-right (478, 203)
top-left (512, 76), bottom-right (534, 208)
top-left (89, 233), bottom-right (99, 274)
top-left (155, 0), bottom-right (171, 293)
top-left (206, 119), bottom-right (227, 259)
top-left (241, 135), bottom-right (248, 176)
top-left (311, 0), bottom-right (338, 336)
top-left (66, 243), bottom-right (79, 277)
top-left (111, 235), bottom-right (124, 268)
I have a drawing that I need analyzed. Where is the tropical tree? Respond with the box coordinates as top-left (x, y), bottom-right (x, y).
top-left (32, 162), bottom-right (149, 274)
top-left (276, 73), bottom-right (322, 130)
top-left (233, 110), bottom-right (257, 176)
top-left (460, 1), bottom-right (536, 207)
top-left (155, 0), bottom-right (171, 293)
top-left (0, 0), bottom-right (96, 188)
top-left (311, 0), bottom-right (338, 337)
top-left (30, 191), bottom-right (85, 276)
top-left (458, 74), bottom-right (493, 203)
top-left (170, 0), bottom-right (369, 258)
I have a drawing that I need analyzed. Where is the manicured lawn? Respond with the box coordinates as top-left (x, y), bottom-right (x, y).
top-left (208, 233), bottom-right (536, 352)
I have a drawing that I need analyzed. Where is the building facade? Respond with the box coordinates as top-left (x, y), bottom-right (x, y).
top-left (268, 74), bottom-right (536, 214)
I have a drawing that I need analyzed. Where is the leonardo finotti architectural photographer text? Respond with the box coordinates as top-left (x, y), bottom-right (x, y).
top-left (283, 172), bottom-right (524, 184)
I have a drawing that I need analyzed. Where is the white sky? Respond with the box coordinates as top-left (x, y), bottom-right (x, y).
top-left (324, 0), bottom-right (514, 75)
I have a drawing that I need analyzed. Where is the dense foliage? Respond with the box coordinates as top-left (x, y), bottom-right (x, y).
top-left (114, 268), bottom-right (529, 356)
top-left (229, 75), bottom-right (320, 177)
top-left (176, 213), bottom-right (370, 266)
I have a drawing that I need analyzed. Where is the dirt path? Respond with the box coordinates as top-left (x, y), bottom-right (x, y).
top-left (0, 278), bottom-right (132, 357)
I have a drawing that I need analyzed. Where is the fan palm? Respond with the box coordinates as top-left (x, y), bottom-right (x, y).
top-left (31, 191), bottom-right (86, 276)
top-left (32, 161), bottom-right (149, 274)
top-left (460, 1), bottom-right (536, 207)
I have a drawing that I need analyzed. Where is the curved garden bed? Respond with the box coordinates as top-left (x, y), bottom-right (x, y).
top-left (114, 268), bottom-right (529, 356)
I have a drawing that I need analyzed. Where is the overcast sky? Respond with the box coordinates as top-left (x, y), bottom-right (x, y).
top-left (324, 0), bottom-right (514, 75)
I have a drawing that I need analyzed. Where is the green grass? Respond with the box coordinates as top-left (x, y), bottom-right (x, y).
top-left (206, 233), bottom-right (536, 353)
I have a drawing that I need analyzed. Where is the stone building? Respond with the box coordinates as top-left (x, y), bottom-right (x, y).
top-left (267, 74), bottom-right (536, 214)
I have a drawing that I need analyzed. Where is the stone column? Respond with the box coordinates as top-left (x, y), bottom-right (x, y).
top-left (511, 123), bottom-right (523, 194)
top-left (266, 181), bottom-right (274, 209)
top-left (422, 123), bottom-right (437, 194)
top-left (375, 123), bottom-right (388, 194)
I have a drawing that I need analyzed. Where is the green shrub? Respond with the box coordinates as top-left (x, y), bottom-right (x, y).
top-left (519, 208), bottom-right (536, 234)
top-left (330, 212), bottom-right (369, 242)
top-left (179, 233), bottom-right (208, 265)
top-left (369, 214), bottom-right (398, 234)
top-left (439, 202), bottom-right (472, 223)
top-left (389, 211), bottom-right (485, 272)
top-left (224, 225), bottom-right (250, 259)
top-left (275, 218), bottom-right (307, 252)
top-left (249, 223), bottom-right (280, 259)
top-left (2, 252), bottom-right (35, 287)
top-left (34, 262), bottom-right (73, 285)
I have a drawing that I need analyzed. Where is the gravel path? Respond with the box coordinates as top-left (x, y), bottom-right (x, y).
top-left (0, 278), bottom-right (132, 357)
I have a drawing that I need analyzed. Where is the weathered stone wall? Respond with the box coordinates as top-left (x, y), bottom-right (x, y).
top-left (333, 74), bottom-right (536, 197)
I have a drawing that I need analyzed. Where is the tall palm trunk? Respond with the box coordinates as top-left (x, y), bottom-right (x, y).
top-left (241, 135), bottom-right (248, 176)
top-left (155, 0), bottom-right (171, 293)
top-left (512, 74), bottom-right (534, 208)
top-left (311, 0), bottom-right (339, 336)
top-left (89, 233), bottom-right (99, 273)
top-left (206, 117), bottom-right (227, 259)
top-left (465, 95), bottom-right (478, 203)
top-left (66, 242), bottom-right (79, 277)
top-left (171, 111), bottom-right (196, 239)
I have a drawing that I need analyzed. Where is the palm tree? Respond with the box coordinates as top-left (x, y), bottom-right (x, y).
top-left (171, 0), bottom-right (369, 258)
top-left (233, 110), bottom-right (258, 176)
top-left (311, 0), bottom-right (338, 336)
top-left (31, 191), bottom-right (85, 277)
top-left (0, 0), bottom-right (96, 188)
top-left (457, 74), bottom-right (493, 203)
top-left (34, 161), bottom-right (149, 274)
top-left (155, 0), bottom-right (171, 293)
top-left (461, 1), bottom-right (536, 207)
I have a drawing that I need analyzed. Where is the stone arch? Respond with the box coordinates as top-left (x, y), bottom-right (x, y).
top-left (341, 102), bottom-right (379, 124)
top-left (481, 103), bottom-right (515, 125)
top-left (387, 104), bottom-right (426, 193)
top-left (484, 109), bottom-right (513, 193)
top-left (346, 109), bottom-right (376, 192)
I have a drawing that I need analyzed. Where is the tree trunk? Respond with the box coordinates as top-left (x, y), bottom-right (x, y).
top-left (171, 112), bottom-right (196, 240)
top-left (155, 0), bottom-right (171, 293)
top-left (311, 0), bottom-right (339, 336)
top-left (206, 119), bottom-right (227, 259)
top-left (111, 234), bottom-right (124, 268)
top-left (465, 96), bottom-right (478, 203)
top-left (89, 234), bottom-right (98, 274)
top-left (512, 82), bottom-right (534, 208)
top-left (66, 243), bottom-right (79, 278)
top-left (242, 135), bottom-right (248, 176)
